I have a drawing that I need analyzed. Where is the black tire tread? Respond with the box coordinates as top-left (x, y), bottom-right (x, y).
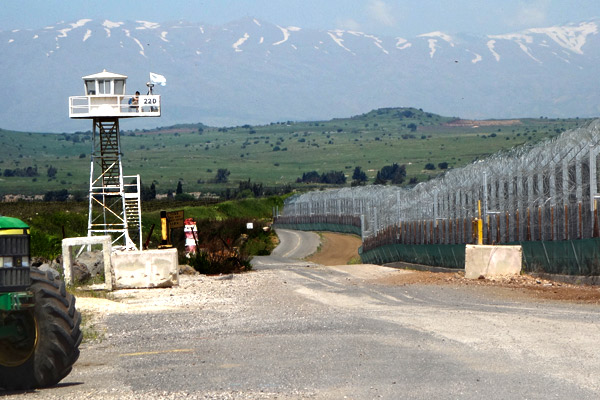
top-left (0, 268), bottom-right (82, 390)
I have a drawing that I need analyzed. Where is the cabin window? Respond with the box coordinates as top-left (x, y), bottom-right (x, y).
top-left (114, 79), bottom-right (125, 95)
top-left (98, 80), bottom-right (111, 95)
top-left (85, 80), bottom-right (96, 95)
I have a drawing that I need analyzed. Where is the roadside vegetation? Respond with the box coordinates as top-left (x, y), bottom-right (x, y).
top-left (1, 196), bottom-right (284, 268)
top-left (184, 218), bottom-right (277, 275)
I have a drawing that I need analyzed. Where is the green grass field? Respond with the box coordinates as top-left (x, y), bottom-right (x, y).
top-left (0, 107), bottom-right (592, 196)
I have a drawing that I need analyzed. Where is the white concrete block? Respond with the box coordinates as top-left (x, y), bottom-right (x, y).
top-left (465, 244), bottom-right (522, 279)
top-left (62, 236), bottom-right (112, 290)
top-left (111, 248), bottom-right (179, 289)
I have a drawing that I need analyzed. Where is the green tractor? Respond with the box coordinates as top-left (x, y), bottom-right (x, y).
top-left (0, 216), bottom-right (82, 390)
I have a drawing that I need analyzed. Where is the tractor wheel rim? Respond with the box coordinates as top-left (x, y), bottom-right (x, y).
top-left (0, 311), bottom-right (38, 367)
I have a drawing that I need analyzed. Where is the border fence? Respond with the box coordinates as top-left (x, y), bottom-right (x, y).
top-left (275, 120), bottom-right (600, 276)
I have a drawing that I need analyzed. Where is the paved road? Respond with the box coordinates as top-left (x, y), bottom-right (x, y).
top-left (4, 230), bottom-right (600, 399)
top-left (271, 229), bottom-right (320, 259)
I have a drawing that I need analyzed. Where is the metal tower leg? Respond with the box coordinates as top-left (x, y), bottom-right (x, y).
top-left (87, 118), bottom-right (137, 249)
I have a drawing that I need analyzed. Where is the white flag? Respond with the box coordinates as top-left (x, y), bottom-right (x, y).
top-left (149, 72), bottom-right (167, 86)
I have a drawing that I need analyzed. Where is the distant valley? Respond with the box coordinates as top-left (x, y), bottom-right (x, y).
top-left (0, 108), bottom-right (592, 198)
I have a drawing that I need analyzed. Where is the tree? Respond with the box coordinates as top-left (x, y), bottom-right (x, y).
top-left (424, 163), bottom-right (436, 170)
top-left (296, 171), bottom-right (321, 183)
top-left (374, 171), bottom-right (387, 185)
top-left (296, 170), bottom-right (346, 184)
top-left (438, 162), bottom-right (449, 170)
top-left (352, 166), bottom-right (367, 183)
top-left (47, 165), bottom-right (57, 178)
top-left (141, 182), bottom-right (156, 201)
top-left (320, 171), bottom-right (346, 184)
top-left (214, 169), bottom-right (230, 184)
top-left (377, 163), bottom-right (407, 184)
top-left (43, 189), bottom-right (69, 202)
top-left (176, 181), bottom-right (183, 195)
top-left (238, 179), bottom-right (264, 198)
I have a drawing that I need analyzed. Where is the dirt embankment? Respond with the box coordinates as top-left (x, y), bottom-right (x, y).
top-left (306, 232), bottom-right (361, 266)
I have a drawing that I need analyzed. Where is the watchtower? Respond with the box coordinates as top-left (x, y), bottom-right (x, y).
top-left (69, 70), bottom-right (161, 249)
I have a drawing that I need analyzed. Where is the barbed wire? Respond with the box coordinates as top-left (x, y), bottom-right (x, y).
top-left (283, 120), bottom-right (600, 240)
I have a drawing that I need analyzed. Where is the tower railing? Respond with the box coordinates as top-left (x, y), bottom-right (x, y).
top-left (69, 95), bottom-right (161, 118)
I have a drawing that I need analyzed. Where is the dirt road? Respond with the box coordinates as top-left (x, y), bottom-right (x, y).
top-left (3, 230), bottom-right (599, 399)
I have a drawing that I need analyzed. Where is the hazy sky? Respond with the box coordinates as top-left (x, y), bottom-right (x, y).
top-left (3, 0), bottom-right (599, 37)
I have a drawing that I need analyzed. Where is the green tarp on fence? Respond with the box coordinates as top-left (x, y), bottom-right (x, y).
top-left (274, 223), bottom-right (600, 276)
top-left (516, 239), bottom-right (600, 276)
top-left (360, 243), bottom-right (466, 269)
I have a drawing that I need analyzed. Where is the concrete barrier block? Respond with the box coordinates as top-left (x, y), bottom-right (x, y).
top-left (62, 236), bottom-right (112, 290)
top-left (465, 244), bottom-right (522, 279)
top-left (112, 248), bottom-right (179, 289)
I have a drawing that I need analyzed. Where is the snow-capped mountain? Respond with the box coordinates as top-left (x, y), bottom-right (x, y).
top-left (0, 17), bottom-right (598, 132)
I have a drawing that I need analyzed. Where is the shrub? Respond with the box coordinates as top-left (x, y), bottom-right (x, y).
top-left (183, 218), bottom-right (276, 275)
top-left (187, 251), bottom-right (252, 275)
top-left (30, 231), bottom-right (62, 259)
top-left (43, 189), bottom-right (69, 201)
top-left (213, 168), bottom-right (230, 183)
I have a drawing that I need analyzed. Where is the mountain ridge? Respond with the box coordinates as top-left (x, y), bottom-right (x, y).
top-left (0, 17), bottom-right (598, 132)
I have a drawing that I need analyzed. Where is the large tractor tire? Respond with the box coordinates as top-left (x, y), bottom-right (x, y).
top-left (0, 268), bottom-right (82, 390)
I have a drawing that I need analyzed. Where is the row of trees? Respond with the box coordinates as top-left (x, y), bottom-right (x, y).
top-left (351, 163), bottom-right (407, 186)
top-left (294, 164), bottom-right (408, 187)
top-left (2, 165), bottom-right (60, 178)
top-left (296, 170), bottom-right (347, 184)
top-left (3, 166), bottom-right (39, 177)
top-left (424, 162), bottom-right (449, 171)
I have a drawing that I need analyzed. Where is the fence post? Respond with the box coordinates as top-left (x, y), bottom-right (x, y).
top-left (526, 208), bottom-right (531, 241)
top-left (550, 207), bottom-right (554, 241)
top-left (516, 210), bottom-right (520, 241)
top-left (360, 214), bottom-right (365, 241)
top-left (477, 200), bottom-right (483, 245)
top-left (496, 214), bottom-right (501, 244)
top-left (373, 206), bottom-right (378, 236)
top-left (538, 206), bottom-right (543, 241)
top-left (579, 202), bottom-right (583, 239)
top-left (504, 212), bottom-right (509, 243)
top-left (590, 145), bottom-right (598, 237)
top-left (565, 204), bottom-right (569, 240)
top-left (594, 202), bottom-right (599, 238)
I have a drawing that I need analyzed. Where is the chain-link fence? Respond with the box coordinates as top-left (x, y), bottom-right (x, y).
top-left (275, 120), bottom-right (600, 275)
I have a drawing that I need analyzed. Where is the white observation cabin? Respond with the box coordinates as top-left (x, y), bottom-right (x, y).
top-left (69, 69), bottom-right (161, 118)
